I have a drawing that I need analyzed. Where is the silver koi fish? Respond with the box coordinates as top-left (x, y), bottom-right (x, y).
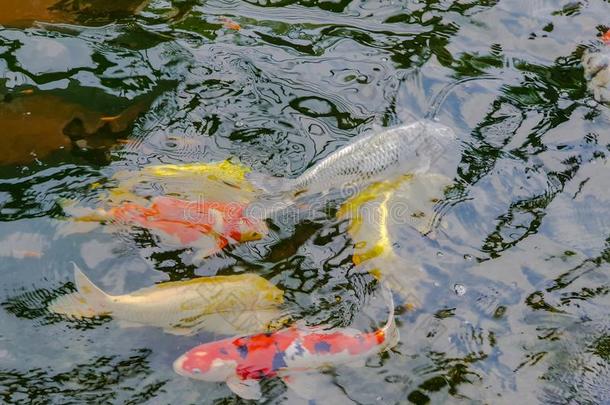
top-left (250, 120), bottom-right (456, 199)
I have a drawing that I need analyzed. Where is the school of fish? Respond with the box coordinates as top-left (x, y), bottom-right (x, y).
top-left (48, 119), bottom-right (458, 401)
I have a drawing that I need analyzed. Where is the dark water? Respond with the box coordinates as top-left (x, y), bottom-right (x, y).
top-left (1, 0), bottom-right (609, 403)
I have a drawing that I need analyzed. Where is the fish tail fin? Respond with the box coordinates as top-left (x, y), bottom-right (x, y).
top-left (48, 263), bottom-right (112, 318)
top-left (379, 284), bottom-right (400, 350)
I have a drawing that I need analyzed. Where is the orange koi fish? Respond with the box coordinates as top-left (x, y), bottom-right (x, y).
top-left (107, 196), bottom-right (267, 259)
top-left (174, 288), bottom-right (398, 401)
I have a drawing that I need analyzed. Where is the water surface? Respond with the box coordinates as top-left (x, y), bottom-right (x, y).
top-left (1, 0), bottom-right (609, 403)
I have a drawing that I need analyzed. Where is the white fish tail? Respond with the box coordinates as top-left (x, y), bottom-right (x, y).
top-left (48, 263), bottom-right (112, 318)
top-left (379, 284), bottom-right (399, 350)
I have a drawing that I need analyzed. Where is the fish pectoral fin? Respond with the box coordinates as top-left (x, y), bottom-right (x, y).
top-left (191, 236), bottom-right (225, 263)
top-left (282, 371), bottom-right (354, 404)
top-left (226, 377), bottom-right (262, 400)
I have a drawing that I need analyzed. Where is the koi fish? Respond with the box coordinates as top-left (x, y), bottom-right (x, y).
top-left (109, 160), bottom-right (257, 206)
top-left (49, 264), bottom-right (285, 336)
top-left (62, 195), bottom-right (267, 261)
top-left (173, 287), bottom-right (398, 401)
top-left (582, 31), bottom-right (610, 103)
top-left (337, 173), bottom-right (452, 300)
top-left (250, 120), bottom-right (456, 199)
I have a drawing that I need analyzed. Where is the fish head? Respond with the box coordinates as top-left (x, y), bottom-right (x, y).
top-left (174, 342), bottom-right (238, 382)
top-left (229, 217), bottom-right (268, 242)
top-left (422, 120), bottom-right (456, 145)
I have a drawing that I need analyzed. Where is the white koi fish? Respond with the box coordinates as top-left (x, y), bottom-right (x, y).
top-left (49, 264), bottom-right (285, 336)
top-left (173, 287), bottom-right (398, 402)
top-left (250, 120), bottom-right (456, 199)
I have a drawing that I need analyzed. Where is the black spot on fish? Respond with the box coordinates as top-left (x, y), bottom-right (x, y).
top-left (272, 351), bottom-right (287, 370)
top-left (220, 348), bottom-right (229, 355)
top-left (237, 345), bottom-right (248, 359)
top-left (314, 341), bottom-right (332, 353)
top-left (294, 342), bottom-right (305, 357)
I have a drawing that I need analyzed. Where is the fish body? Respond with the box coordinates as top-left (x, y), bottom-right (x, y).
top-left (174, 288), bottom-right (397, 400)
top-left (49, 264), bottom-right (284, 335)
top-left (64, 196), bottom-right (267, 259)
top-left (337, 173), bottom-right (452, 300)
top-left (109, 160), bottom-right (257, 205)
top-left (254, 120), bottom-right (455, 198)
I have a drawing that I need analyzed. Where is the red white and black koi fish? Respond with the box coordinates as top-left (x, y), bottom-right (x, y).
top-left (173, 287), bottom-right (398, 401)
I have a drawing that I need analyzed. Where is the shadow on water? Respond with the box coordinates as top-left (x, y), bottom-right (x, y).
top-left (0, 348), bottom-right (167, 404)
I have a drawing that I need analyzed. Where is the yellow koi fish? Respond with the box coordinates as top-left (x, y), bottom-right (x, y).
top-left (108, 160), bottom-right (258, 206)
top-left (338, 173), bottom-right (452, 300)
top-left (49, 264), bottom-right (285, 336)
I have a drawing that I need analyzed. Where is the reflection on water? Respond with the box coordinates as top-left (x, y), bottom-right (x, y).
top-left (0, 348), bottom-right (166, 403)
top-left (0, 0), bottom-right (609, 403)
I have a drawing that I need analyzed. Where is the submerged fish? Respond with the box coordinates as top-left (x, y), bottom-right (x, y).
top-left (109, 160), bottom-right (257, 206)
top-left (63, 195), bottom-right (267, 260)
top-left (49, 264), bottom-right (285, 336)
top-left (337, 173), bottom-right (453, 300)
top-left (173, 287), bottom-right (398, 401)
top-left (582, 32), bottom-right (610, 103)
top-left (251, 120), bottom-right (456, 199)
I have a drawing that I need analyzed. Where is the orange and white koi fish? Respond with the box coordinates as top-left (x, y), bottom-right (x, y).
top-left (173, 288), bottom-right (398, 401)
top-left (49, 264), bottom-right (284, 336)
top-left (582, 30), bottom-right (610, 103)
top-left (64, 195), bottom-right (268, 260)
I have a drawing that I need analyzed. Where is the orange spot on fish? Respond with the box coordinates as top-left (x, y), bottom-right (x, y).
top-left (603, 30), bottom-right (610, 45)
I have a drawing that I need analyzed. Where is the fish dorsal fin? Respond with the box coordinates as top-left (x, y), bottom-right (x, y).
top-left (48, 264), bottom-right (112, 318)
top-left (72, 262), bottom-right (108, 301)
top-left (226, 377), bottom-right (262, 400)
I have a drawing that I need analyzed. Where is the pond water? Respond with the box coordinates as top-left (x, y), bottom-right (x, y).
top-left (1, 0), bottom-right (609, 404)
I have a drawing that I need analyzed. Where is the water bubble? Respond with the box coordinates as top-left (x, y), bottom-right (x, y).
top-left (436, 251), bottom-right (444, 257)
top-left (463, 254), bottom-right (473, 261)
top-left (454, 284), bottom-right (467, 296)
top-left (235, 121), bottom-right (244, 128)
